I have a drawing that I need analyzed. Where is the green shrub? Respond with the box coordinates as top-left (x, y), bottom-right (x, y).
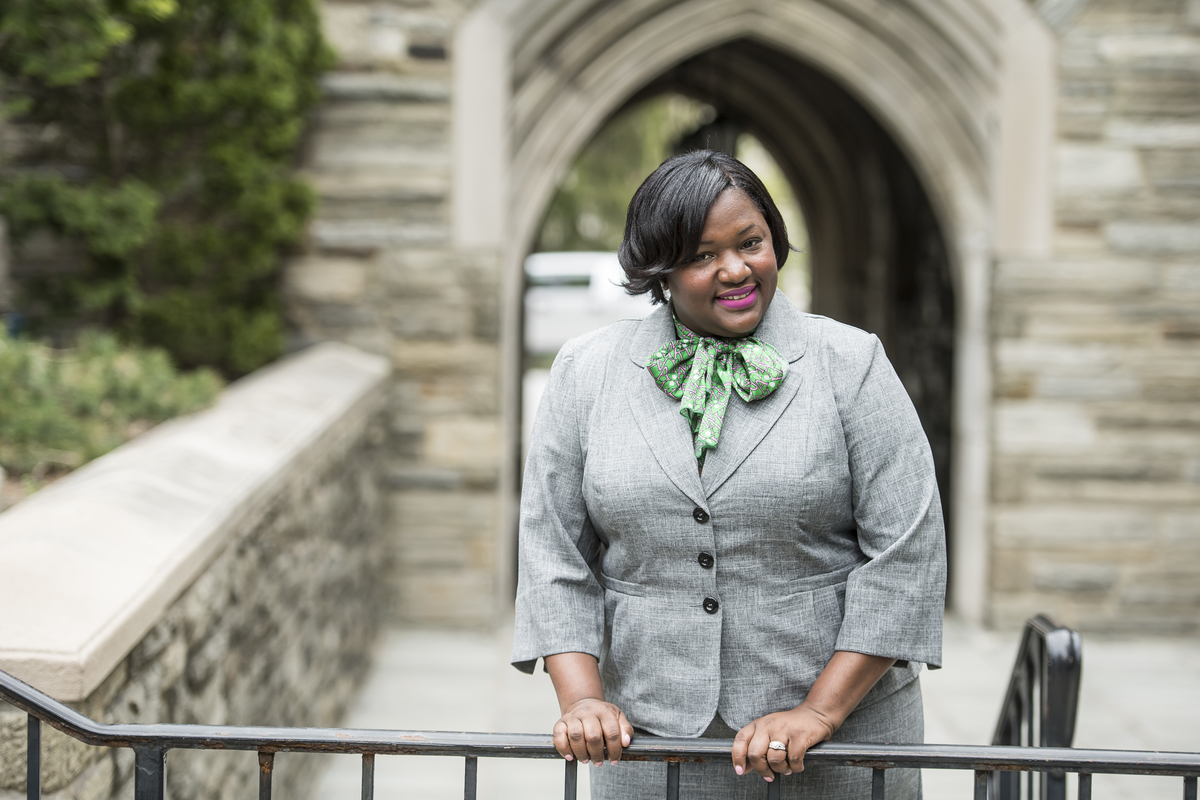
top-left (0, 0), bottom-right (333, 376)
top-left (0, 329), bottom-right (223, 477)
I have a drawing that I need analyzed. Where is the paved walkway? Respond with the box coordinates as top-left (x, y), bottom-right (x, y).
top-left (310, 616), bottom-right (1200, 800)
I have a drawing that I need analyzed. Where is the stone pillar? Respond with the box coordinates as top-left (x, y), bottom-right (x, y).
top-left (288, 0), bottom-right (506, 626)
top-left (989, 0), bottom-right (1200, 631)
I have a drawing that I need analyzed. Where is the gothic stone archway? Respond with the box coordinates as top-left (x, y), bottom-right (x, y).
top-left (501, 0), bottom-right (998, 615)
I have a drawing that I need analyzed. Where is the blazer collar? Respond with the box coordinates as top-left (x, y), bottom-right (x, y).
top-left (627, 289), bottom-right (809, 368)
top-left (625, 290), bottom-right (809, 504)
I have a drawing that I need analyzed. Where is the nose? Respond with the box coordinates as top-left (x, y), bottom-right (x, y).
top-left (716, 251), bottom-right (751, 284)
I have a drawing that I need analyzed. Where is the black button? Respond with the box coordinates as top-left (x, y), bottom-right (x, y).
top-left (702, 597), bottom-right (720, 614)
top-left (692, 507), bottom-right (710, 524)
top-left (698, 552), bottom-right (714, 569)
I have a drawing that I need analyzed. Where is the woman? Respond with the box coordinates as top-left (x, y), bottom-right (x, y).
top-left (512, 150), bottom-right (945, 799)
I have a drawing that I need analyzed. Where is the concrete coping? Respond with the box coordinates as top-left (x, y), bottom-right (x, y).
top-left (0, 343), bottom-right (391, 701)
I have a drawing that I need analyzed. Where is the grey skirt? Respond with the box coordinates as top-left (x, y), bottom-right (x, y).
top-left (590, 677), bottom-right (923, 800)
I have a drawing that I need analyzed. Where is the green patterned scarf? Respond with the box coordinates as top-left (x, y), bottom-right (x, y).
top-left (646, 314), bottom-right (788, 463)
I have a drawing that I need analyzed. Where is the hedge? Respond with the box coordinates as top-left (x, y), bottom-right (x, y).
top-left (0, 0), bottom-right (333, 375)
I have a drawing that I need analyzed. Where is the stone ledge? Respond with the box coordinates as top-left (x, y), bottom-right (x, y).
top-left (0, 343), bottom-right (390, 701)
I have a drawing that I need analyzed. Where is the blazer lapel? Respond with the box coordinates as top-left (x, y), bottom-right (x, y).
top-left (627, 305), bottom-right (707, 508)
top-left (698, 291), bottom-right (809, 497)
top-left (625, 291), bottom-right (810, 504)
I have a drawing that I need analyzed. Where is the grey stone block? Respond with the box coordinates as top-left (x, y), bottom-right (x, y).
top-left (1035, 374), bottom-right (1141, 400)
top-left (386, 464), bottom-right (463, 490)
top-left (1032, 564), bottom-right (1117, 593)
top-left (993, 505), bottom-right (1157, 545)
top-left (1107, 221), bottom-right (1200, 254)
top-left (321, 72), bottom-right (449, 102)
top-left (1057, 144), bottom-right (1144, 193)
top-left (312, 220), bottom-right (448, 249)
top-left (387, 299), bottom-right (468, 339)
top-left (994, 258), bottom-right (1157, 296)
top-left (1120, 582), bottom-right (1200, 607)
top-left (1105, 119), bottom-right (1200, 147)
top-left (1034, 458), bottom-right (1177, 482)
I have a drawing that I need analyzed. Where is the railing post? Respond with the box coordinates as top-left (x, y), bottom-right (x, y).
top-left (767, 772), bottom-right (780, 800)
top-left (665, 761), bottom-right (680, 800)
top-left (464, 755), bottom-right (478, 800)
top-left (258, 751), bottom-right (274, 800)
top-left (872, 767), bottom-right (886, 800)
top-left (362, 753), bottom-right (375, 800)
top-left (26, 715), bottom-right (40, 800)
top-left (133, 747), bottom-right (165, 800)
top-left (1048, 770), bottom-right (1068, 800)
top-left (1184, 776), bottom-right (1197, 800)
top-left (1078, 772), bottom-right (1091, 800)
top-left (563, 758), bottom-right (577, 800)
top-left (974, 770), bottom-right (988, 800)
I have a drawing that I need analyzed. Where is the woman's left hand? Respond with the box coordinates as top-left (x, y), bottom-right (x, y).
top-left (731, 651), bottom-right (899, 781)
top-left (731, 705), bottom-right (836, 781)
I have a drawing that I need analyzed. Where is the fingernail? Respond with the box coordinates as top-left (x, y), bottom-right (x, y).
top-left (564, 755), bottom-right (573, 762)
top-left (581, 759), bottom-right (589, 765)
top-left (610, 760), bottom-right (619, 766)
top-left (785, 771), bottom-right (793, 776)
top-left (764, 776), bottom-right (773, 783)
top-left (735, 766), bottom-right (743, 776)
top-left (623, 733), bottom-right (631, 746)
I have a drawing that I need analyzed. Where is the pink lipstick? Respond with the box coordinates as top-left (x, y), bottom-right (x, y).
top-left (715, 285), bottom-right (757, 310)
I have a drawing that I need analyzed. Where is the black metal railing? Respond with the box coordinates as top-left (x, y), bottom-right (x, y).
top-left (992, 614), bottom-right (1084, 800)
top-left (3, 666), bottom-right (1198, 800)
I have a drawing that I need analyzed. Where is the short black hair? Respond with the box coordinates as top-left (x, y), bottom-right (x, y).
top-left (618, 150), bottom-right (790, 305)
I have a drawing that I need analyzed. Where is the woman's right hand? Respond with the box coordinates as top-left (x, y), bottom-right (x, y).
top-left (553, 697), bottom-right (634, 765)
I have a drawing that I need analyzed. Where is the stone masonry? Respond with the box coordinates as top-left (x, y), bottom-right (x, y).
top-left (990, 0), bottom-right (1200, 630)
top-left (288, 0), bottom-right (1200, 631)
top-left (0, 403), bottom-right (389, 800)
top-left (286, 0), bottom-right (504, 627)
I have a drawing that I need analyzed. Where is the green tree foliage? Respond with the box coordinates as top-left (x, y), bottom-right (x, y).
top-left (0, 328), bottom-right (222, 477)
top-left (0, 0), bottom-right (333, 375)
top-left (535, 96), bottom-right (708, 253)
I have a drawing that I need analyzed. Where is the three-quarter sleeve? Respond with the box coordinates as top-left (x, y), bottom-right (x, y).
top-left (832, 334), bottom-right (946, 669)
top-left (511, 341), bottom-right (606, 674)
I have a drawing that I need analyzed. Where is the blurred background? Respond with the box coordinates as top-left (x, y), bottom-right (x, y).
top-left (1, 0), bottom-right (1198, 798)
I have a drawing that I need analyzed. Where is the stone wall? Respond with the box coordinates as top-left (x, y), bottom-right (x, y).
top-left (0, 344), bottom-right (392, 800)
top-left (286, 0), bottom-right (505, 626)
top-left (989, 0), bottom-right (1200, 631)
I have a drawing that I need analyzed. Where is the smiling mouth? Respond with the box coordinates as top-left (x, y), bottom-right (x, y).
top-left (718, 287), bottom-right (755, 301)
top-left (715, 285), bottom-right (758, 310)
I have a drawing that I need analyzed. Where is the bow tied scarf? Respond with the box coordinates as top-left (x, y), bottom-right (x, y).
top-left (646, 314), bottom-right (789, 467)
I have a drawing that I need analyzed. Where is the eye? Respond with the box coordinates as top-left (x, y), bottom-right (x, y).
top-left (691, 251), bottom-right (713, 263)
top-left (741, 238), bottom-right (763, 250)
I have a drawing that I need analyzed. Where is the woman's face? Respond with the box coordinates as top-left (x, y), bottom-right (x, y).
top-left (666, 188), bottom-right (778, 338)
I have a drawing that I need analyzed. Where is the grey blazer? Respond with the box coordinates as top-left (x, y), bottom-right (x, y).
top-left (511, 292), bottom-right (946, 738)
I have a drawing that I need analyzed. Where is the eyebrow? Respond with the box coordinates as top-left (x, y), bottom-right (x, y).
top-left (699, 223), bottom-right (759, 245)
